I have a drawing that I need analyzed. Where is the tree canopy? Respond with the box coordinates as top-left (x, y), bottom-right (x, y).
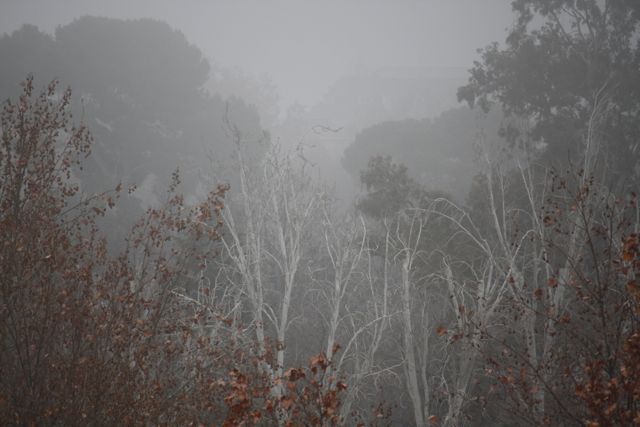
top-left (342, 106), bottom-right (503, 201)
top-left (0, 18), bottom-right (265, 230)
top-left (458, 0), bottom-right (640, 187)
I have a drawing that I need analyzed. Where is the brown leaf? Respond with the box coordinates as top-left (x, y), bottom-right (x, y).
top-left (309, 354), bottom-right (328, 370)
top-left (332, 343), bottom-right (341, 355)
top-left (280, 396), bottom-right (294, 410)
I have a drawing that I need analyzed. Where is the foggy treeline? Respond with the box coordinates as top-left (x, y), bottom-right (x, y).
top-left (1, 1), bottom-right (639, 426)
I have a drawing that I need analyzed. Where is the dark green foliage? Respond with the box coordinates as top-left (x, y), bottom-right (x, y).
top-left (54, 17), bottom-right (209, 116)
top-left (356, 155), bottom-right (445, 219)
top-left (458, 0), bottom-right (640, 186)
top-left (0, 18), bottom-right (265, 242)
top-left (343, 106), bottom-right (503, 201)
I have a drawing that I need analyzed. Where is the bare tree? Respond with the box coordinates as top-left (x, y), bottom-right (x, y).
top-left (311, 206), bottom-right (398, 421)
top-left (215, 123), bottom-right (320, 421)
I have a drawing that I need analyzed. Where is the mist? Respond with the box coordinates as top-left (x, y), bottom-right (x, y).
top-left (1, 0), bottom-right (513, 110)
top-left (1, 1), bottom-right (639, 426)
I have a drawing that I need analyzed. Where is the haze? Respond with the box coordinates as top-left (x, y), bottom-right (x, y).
top-left (4, 1), bottom-right (636, 426)
top-left (1, 0), bottom-right (512, 111)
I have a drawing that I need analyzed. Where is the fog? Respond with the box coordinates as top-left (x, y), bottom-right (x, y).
top-left (2, 1), bottom-right (639, 426)
top-left (1, 0), bottom-right (512, 111)
top-left (0, 0), bottom-right (514, 204)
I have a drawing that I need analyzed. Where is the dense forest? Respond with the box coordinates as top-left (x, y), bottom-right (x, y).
top-left (1, 1), bottom-right (639, 426)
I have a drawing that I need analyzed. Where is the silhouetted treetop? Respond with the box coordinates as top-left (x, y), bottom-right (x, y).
top-left (458, 0), bottom-right (640, 186)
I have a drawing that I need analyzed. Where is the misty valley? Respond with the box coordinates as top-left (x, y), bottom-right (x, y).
top-left (1, 1), bottom-right (639, 426)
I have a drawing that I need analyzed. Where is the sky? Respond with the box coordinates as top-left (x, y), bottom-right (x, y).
top-left (0, 0), bottom-right (514, 110)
